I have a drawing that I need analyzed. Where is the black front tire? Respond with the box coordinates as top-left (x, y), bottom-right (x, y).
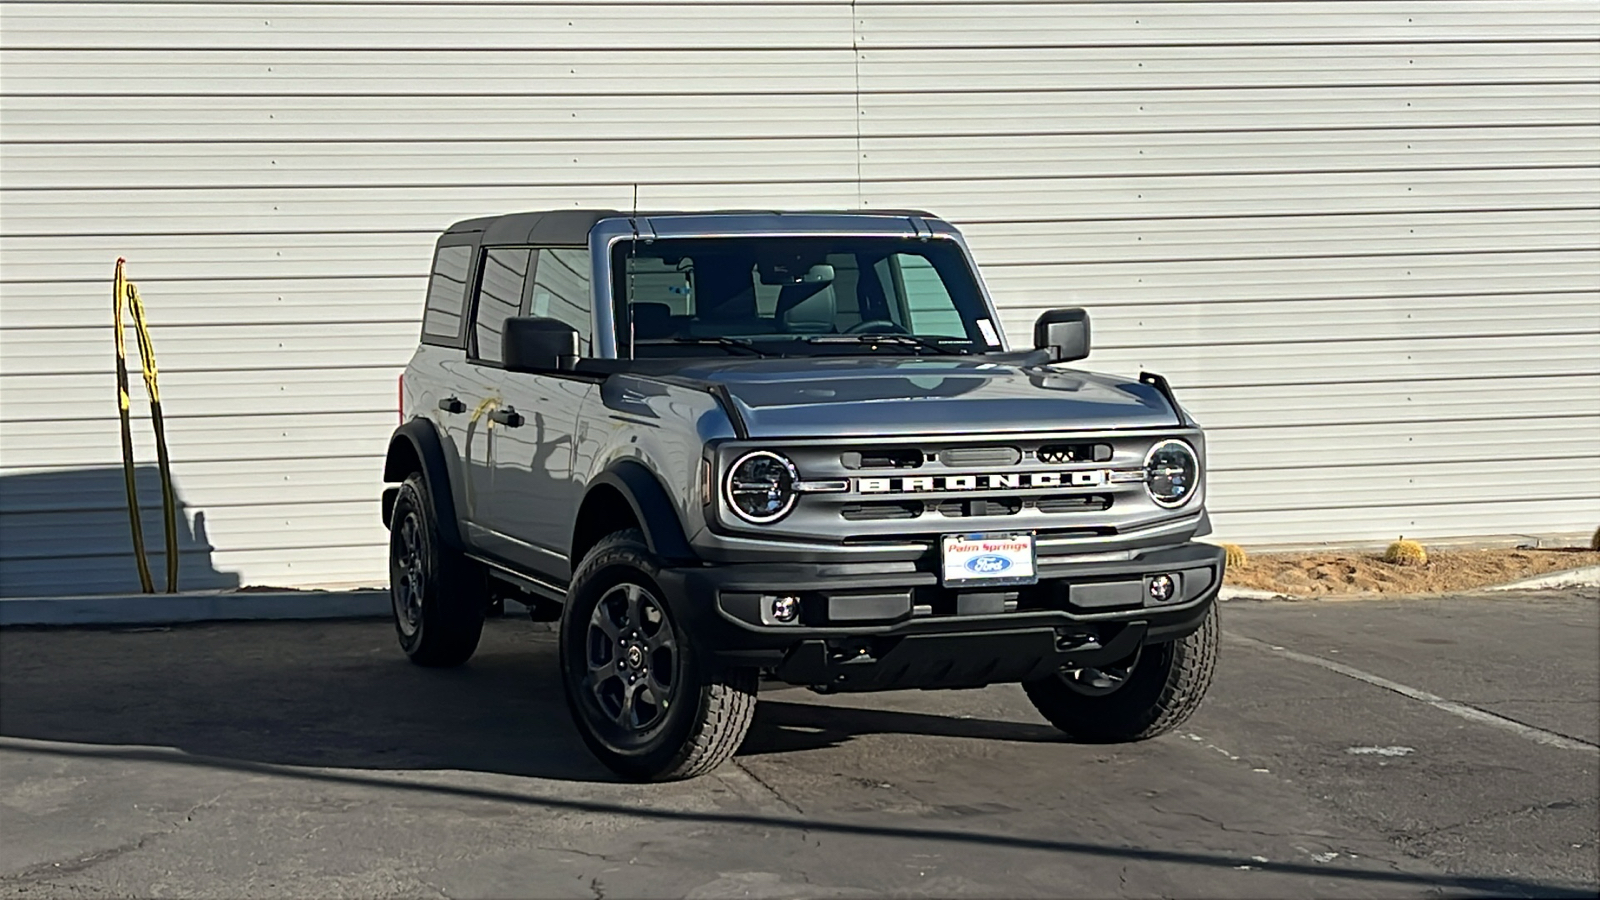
top-left (388, 473), bottom-right (486, 667)
top-left (1023, 605), bottom-right (1219, 742)
top-left (560, 529), bottom-right (756, 781)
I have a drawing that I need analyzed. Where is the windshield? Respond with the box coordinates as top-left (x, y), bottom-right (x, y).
top-left (610, 236), bottom-right (1003, 357)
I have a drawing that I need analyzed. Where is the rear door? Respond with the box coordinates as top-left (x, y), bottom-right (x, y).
top-left (416, 234), bottom-right (485, 527)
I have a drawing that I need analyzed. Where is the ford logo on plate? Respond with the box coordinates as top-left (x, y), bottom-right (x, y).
top-left (965, 554), bottom-right (1012, 575)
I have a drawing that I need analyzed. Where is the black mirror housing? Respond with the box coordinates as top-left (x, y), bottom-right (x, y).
top-left (1033, 308), bottom-right (1091, 363)
top-left (503, 316), bottom-right (580, 373)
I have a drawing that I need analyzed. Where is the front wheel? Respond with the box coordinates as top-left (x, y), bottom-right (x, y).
top-left (560, 529), bottom-right (756, 781)
top-left (1023, 606), bottom-right (1219, 742)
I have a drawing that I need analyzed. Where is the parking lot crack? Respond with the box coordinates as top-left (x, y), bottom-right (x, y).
top-left (733, 760), bottom-right (805, 817)
top-left (1401, 797), bottom-right (1597, 842)
top-left (0, 832), bottom-right (160, 886)
top-left (0, 788), bottom-right (230, 887)
top-left (1149, 804), bottom-right (1315, 841)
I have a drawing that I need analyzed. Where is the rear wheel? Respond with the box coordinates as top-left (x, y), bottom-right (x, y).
top-left (388, 473), bottom-right (486, 667)
top-left (560, 529), bottom-right (756, 780)
top-left (1023, 606), bottom-right (1218, 742)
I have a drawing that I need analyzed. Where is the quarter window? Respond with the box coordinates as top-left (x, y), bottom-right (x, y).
top-left (472, 247), bottom-right (532, 365)
top-left (422, 244), bottom-right (472, 346)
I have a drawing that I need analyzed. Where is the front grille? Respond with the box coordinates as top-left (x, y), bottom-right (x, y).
top-left (728, 429), bottom-right (1194, 542)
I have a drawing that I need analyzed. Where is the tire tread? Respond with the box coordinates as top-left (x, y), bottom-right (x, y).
top-left (392, 473), bottom-right (485, 668)
top-left (1024, 605), bottom-right (1219, 742)
top-left (563, 529), bottom-right (757, 781)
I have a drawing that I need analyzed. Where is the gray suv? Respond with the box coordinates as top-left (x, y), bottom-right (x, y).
top-left (382, 210), bottom-right (1224, 781)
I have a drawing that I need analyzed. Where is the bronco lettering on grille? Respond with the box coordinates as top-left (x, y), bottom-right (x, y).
top-left (857, 471), bottom-right (1108, 494)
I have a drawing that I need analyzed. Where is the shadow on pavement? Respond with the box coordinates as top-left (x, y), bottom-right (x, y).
top-left (0, 618), bottom-right (1057, 784)
top-left (2, 619), bottom-right (1594, 898)
top-left (4, 739), bottom-right (1591, 899)
top-left (742, 696), bottom-right (1064, 755)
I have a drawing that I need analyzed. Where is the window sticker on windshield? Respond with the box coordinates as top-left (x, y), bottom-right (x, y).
top-left (976, 318), bottom-right (1002, 347)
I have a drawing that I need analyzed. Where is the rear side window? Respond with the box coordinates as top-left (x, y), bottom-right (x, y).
top-left (422, 244), bottom-right (473, 346)
top-left (529, 247), bottom-right (592, 355)
top-left (472, 247), bottom-right (532, 365)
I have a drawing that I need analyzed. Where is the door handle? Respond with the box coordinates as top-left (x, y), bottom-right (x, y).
top-left (438, 396), bottom-right (466, 414)
top-left (488, 407), bottom-right (524, 428)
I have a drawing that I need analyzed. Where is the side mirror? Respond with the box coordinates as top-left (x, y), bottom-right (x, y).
top-left (1033, 308), bottom-right (1091, 363)
top-left (503, 316), bottom-right (580, 373)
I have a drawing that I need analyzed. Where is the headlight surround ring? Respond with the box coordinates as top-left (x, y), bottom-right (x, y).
top-left (1144, 439), bottom-right (1200, 509)
top-left (724, 450), bottom-right (800, 524)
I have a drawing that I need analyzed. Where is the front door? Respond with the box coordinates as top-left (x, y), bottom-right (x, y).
top-left (462, 246), bottom-right (595, 581)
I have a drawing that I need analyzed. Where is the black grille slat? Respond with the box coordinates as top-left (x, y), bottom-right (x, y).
top-left (935, 498), bottom-right (1023, 517)
top-left (1035, 494), bottom-right (1113, 513)
top-left (841, 448), bottom-right (924, 469)
top-left (1037, 443), bottom-right (1112, 464)
top-left (938, 446), bottom-right (1021, 467)
top-left (841, 501), bottom-right (923, 521)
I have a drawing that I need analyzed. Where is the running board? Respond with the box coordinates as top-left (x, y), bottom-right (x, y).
top-left (469, 554), bottom-right (567, 604)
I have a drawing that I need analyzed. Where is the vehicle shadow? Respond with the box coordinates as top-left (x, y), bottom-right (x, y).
top-left (4, 618), bottom-right (1594, 898)
top-left (0, 617), bottom-right (1058, 784)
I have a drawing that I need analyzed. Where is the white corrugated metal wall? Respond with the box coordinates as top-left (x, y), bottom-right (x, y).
top-left (1, 1), bottom-right (1597, 595)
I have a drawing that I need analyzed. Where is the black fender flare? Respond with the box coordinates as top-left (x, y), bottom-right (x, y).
top-left (383, 419), bottom-right (466, 551)
top-left (584, 460), bottom-right (696, 564)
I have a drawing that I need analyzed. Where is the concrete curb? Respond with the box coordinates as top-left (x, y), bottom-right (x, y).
top-left (0, 590), bottom-right (389, 627)
top-left (1218, 586), bottom-right (1290, 601)
top-left (1483, 565), bottom-right (1600, 592)
top-left (1220, 565), bottom-right (1600, 602)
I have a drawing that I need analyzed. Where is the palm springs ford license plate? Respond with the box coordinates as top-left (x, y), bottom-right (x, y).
top-left (941, 534), bottom-right (1038, 587)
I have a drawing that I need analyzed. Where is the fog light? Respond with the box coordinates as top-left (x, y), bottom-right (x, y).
top-left (770, 595), bottom-right (802, 623)
top-left (1148, 574), bottom-right (1176, 602)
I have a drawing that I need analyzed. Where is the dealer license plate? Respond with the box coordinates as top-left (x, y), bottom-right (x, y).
top-left (941, 533), bottom-right (1038, 587)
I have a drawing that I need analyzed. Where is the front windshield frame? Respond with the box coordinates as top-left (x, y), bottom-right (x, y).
top-left (606, 233), bottom-right (1004, 359)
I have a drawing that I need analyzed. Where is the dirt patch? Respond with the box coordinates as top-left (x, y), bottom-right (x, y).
top-left (1224, 547), bottom-right (1600, 596)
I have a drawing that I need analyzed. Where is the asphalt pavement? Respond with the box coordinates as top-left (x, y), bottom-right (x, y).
top-left (1, 590), bottom-right (1596, 898)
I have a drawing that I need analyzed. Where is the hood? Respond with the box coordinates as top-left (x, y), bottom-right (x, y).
top-left (667, 357), bottom-right (1181, 438)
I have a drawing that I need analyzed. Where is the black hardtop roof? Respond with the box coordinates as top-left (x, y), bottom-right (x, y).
top-left (445, 208), bottom-right (941, 246)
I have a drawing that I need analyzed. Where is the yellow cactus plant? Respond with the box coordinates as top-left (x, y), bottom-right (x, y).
top-left (1222, 543), bottom-right (1248, 569)
top-left (1383, 537), bottom-right (1428, 567)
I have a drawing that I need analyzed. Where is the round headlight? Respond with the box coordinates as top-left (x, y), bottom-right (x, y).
top-left (725, 451), bottom-right (798, 523)
top-left (1144, 440), bottom-right (1199, 508)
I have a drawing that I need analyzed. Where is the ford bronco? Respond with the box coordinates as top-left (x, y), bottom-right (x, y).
top-left (382, 210), bottom-right (1223, 781)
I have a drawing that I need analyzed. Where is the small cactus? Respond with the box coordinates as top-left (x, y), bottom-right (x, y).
top-left (1222, 543), bottom-right (1248, 569)
top-left (1383, 537), bottom-right (1428, 567)
top-left (1591, 526), bottom-right (1600, 551)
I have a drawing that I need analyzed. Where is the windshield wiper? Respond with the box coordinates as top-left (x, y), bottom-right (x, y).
top-left (655, 336), bottom-right (772, 357)
top-left (805, 334), bottom-right (970, 356)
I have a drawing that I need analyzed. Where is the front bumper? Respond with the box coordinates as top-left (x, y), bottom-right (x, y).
top-left (656, 540), bottom-right (1225, 692)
